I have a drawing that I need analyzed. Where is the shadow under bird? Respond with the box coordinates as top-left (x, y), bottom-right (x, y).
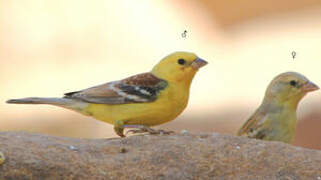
top-left (237, 72), bottom-right (319, 143)
top-left (7, 52), bottom-right (208, 137)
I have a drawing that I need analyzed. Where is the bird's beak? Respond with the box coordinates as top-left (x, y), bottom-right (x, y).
top-left (302, 81), bottom-right (319, 92)
top-left (191, 58), bottom-right (208, 70)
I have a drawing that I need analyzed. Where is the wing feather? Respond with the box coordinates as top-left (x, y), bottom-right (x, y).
top-left (237, 109), bottom-right (268, 138)
top-left (64, 73), bottom-right (167, 104)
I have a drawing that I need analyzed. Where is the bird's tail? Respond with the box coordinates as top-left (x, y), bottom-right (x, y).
top-left (7, 97), bottom-right (73, 105)
top-left (7, 97), bottom-right (90, 116)
top-left (6, 97), bottom-right (89, 110)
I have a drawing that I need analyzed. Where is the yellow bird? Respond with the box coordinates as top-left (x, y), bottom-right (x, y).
top-left (237, 72), bottom-right (319, 143)
top-left (7, 52), bottom-right (207, 137)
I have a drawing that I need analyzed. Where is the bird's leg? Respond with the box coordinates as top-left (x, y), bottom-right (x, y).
top-left (114, 120), bottom-right (126, 137)
top-left (124, 125), bottom-right (174, 136)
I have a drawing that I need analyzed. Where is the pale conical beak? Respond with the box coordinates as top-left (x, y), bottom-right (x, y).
top-left (302, 81), bottom-right (319, 92)
top-left (191, 58), bottom-right (208, 70)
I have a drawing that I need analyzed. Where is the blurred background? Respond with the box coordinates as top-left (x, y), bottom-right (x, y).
top-left (1, 0), bottom-right (321, 149)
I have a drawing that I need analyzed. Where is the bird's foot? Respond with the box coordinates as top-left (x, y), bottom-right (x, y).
top-left (114, 120), bottom-right (126, 137)
top-left (0, 151), bottom-right (5, 165)
top-left (124, 125), bottom-right (174, 136)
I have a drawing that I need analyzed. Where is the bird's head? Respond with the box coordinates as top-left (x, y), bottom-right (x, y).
top-left (264, 72), bottom-right (319, 107)
top-left (151, 52), bottom-right (207, 85)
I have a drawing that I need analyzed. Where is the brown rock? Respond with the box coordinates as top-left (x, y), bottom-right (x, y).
top-left (0, 131), bottom-right (320, 180)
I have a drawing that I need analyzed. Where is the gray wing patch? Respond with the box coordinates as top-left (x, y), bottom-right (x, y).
top-left (73, 96), bottom-right (133, 104)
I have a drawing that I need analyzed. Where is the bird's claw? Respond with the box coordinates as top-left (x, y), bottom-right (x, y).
top-left (157, 129), bottom-right (175, 135)
top-left (125, 126), bottom-right (174, 136)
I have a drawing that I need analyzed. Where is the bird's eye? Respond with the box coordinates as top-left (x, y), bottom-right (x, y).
top-left (177, 59), bottom-right (186, 65)
top-left (290, 80), bottom-right (297, 86)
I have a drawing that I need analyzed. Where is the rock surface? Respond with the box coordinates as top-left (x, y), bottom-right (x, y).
top-left (0, 131), bottom-right (320, 180)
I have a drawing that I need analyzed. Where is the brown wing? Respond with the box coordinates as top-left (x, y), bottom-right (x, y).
top-left (237, 109), bottom-right (268, 138)
top-left (64, 73), bottom-right (168, 104)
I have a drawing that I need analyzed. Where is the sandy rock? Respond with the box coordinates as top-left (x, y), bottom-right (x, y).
top-left (0, 131), bottom-right (320, 180)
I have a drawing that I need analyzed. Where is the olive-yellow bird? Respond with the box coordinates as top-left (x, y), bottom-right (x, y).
top-left (7, 52), bottom-right (207, 137)
top-left (237, 72), bottom-right (319, 143)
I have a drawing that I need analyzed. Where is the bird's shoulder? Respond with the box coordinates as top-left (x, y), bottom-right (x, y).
top-left (121, 72), bottom-right (166, 86)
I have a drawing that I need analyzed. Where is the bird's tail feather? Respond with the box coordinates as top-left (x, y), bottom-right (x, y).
top-left (7, 97), bottom-right (90, 115)
top-left (6, 97), bottom-right (74, 105)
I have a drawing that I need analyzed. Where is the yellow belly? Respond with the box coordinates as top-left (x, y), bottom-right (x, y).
top-left (80, 86), bottom-right (189, 126)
